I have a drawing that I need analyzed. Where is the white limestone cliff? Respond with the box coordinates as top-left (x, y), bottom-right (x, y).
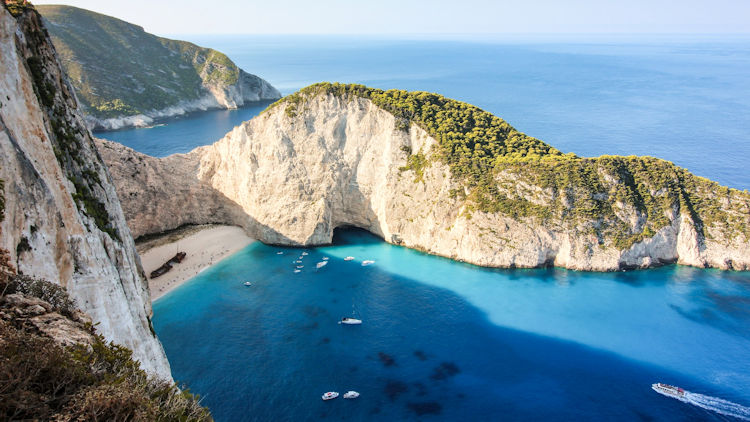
top-left (103, 92), bottom-right (750, 271)
top-left (0, 5), bottom-right (171, 379)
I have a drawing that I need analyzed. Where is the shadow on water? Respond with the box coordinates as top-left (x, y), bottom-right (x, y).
top-left (153, 228), bottom-right (748, 421)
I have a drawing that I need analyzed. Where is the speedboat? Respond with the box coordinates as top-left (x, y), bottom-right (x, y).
top-left (296, 265), bottom-right (304, 269)
top-left (301, 252), bottom-right (308, 256)
top-left (316, 261), bottom-right (328, 269)
top-left (361, 260), bottom-right (375, 266)
top-left (276, 251), bottom-right (283, 255)
top-left (244, 281), bottom-right (252, 286)
top-left (652, 383), bottom-right (686, 400)
top-left (340, 317), bottom-right (362, 325)
top-left (344, 256), bottom-right (355, 261)
top-left (343, 391), bottom-right (360, 399)
top-left (322, 391), bottom-right (339, 400)
top-left (322, 257), bottom-right (329, 261)
top-left (295, 260), bottom-right (302, 263)
top-left (294, 269), bottom-right (301, 273)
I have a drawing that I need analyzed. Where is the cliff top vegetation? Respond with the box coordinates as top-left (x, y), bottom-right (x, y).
top-left (36, 5), bottom-right (242, 118)
top-left (270, 83), bottom-right (750, 250)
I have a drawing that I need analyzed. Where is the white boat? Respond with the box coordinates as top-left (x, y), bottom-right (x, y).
top-left (652, 383), bottom-right (687, 400)
top-left (301, 252), bottom-right (309, 256)
top-left (322, 391), bottom-right (339, 401)
top-left (344, 256), bottom-right (355, 261)
top-left (244, 281), bottom-right (252, 286)
top-left (322, 257), bottom-right (329, 261)
top-left (361, 260), bottom-right (375, 266)
top-left (316, 261), bottom-right (328, 269)
top-left (276, 251), bottom-right (284, 255)
top-left (343, 391), bottom-right (360, 399)
top-left (296, 265), bottom-right (304, 269)
top-left (295, 260), bottom-right (302, 263)
top-left (340, 317), bottom-right (362, 325)
top-left (294, 269), bottom-right (301, 273)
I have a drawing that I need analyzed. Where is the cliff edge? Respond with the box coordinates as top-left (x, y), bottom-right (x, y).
top-left (0, 2), bottom-right (171, 378)
top-left (104, 84), bottom-right (750, 272)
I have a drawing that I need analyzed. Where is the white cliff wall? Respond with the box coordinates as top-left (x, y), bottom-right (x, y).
top-left (0, 6), bottom-right (171, 379)
top-left (194, 94), bottom-right (750, 271)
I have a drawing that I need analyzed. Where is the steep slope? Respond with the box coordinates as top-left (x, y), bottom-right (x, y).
top-left (0, 276), bottom-right (210, 420)
top-left (36, 5), bottom-right (281, 130)
top-left (102, 83), bottom-right (750, 271)
top-left (0, 2), bottom-right (171, 378)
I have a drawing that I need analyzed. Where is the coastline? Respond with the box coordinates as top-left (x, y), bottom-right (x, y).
top-left (137, 225), bottom-right (254, 301)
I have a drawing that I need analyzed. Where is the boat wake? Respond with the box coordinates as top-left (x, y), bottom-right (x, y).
top-left (682, 392), bottom-right (750, 421)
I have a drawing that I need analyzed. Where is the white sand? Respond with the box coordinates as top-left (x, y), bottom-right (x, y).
top-left (137, 225), bottom-right (254, 301)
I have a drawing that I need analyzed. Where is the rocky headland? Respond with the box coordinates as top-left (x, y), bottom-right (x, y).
top-left (37, 5), bottom-right (281, 130)
top-left (101, 83), bottom-right (750, 272)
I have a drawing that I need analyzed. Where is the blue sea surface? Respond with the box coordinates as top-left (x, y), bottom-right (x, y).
top-left (99, 36), bottom-right (750, 190)
top-left (153, 229), bottom-right (750, 421)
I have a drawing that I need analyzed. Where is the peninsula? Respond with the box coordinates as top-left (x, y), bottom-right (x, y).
top-left (36, 5), bottom-right (281, 130)
top-left (99, 83), bottom-right (750, 272)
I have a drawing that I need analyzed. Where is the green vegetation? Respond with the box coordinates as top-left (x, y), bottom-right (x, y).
top-left (399, 146), bottom-right (429, 183)
top-left (271, 83), bottom-right (750, 249)
top-left (22, 10), bottom-right (120, 241)
top-left (0, 177), bottom-right (5, 223)
top-left (36, 5), bottom-right (245, 119)
top-left (0, 276), bottom-right (212, 421)
top-left (3, 0), bottom-right (32, 17)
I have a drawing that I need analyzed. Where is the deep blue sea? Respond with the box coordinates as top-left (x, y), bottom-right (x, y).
top-left (98, 36), bottom-right (750, 190)
top-left (153, 229), bottom-right (750, 421)
top-left (124, 36), bottom-right (750, 420)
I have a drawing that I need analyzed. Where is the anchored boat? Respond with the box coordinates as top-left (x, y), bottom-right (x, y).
top-left (343, 391), bottom-right (360, 399)
top-left (322, 391), bottom-right (339, 401)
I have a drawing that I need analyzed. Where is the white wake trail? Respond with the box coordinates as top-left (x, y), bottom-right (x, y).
top-left (683, 392), bottom-right (750, 421)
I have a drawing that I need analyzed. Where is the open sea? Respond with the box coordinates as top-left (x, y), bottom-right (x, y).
top-left (124, 36), bottom-right (750, 420)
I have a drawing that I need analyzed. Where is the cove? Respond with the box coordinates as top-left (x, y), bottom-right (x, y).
top-left (152, 229), bottom-right (750, 421)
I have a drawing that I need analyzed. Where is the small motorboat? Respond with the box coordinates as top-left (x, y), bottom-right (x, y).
top-left (316, 261), bottom-right (328, 269)
top-left (294, 269), bottom-right (301, 273)
top-left (276, 251), bottom-right (284, 255)
top-left (344, 256), bottom-right (355, 261)
top-left (244, 281), bottom-right (252, 286)
top-left (340, 317), bottom-right (362, 325)
top-left (296, 265), bottom-right (304, 269)
top-left (301, 252), bottom-right (309, 256)
top-left (322, 257), bottom-right (329, 261)
top-left (343, 391), bottom-right (360, 399)
top-left (322, 391), bottom-right (339, 401)
top-left (295, 260), bottom-right (302, 263)
top-left (361, 260), bottom-right (375, 266)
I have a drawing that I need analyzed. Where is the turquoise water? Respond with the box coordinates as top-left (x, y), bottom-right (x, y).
top-left (153, 229), bottom-right (750, 421)
top-left (99, 36), bottom-right (750, 190)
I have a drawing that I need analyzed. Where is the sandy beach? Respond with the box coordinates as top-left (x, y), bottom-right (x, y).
top-left (137, 225), bottom-right (254, 301)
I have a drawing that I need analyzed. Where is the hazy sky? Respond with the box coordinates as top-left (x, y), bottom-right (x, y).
top-left (33, 0), bottom-right (750, 35)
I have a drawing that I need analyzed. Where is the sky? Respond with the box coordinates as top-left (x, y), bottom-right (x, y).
top-left (33, 0), bottom-right (750, 35)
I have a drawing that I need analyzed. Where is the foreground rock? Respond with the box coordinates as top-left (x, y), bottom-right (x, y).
top-left (0, 3), bottom-right (170, 378)
top-left (103, 84), bottom-right (750, 272)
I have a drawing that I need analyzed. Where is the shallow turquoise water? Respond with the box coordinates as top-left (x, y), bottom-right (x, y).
top-left (153, 229), bottom-right (750, 421)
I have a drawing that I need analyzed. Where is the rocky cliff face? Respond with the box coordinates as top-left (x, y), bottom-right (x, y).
top-left (37, 5), bottom-right (281, 131)
top-left (0, 3), bottom-right (171, 379)
top-left (102, 85), bottom-right (750, 272)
